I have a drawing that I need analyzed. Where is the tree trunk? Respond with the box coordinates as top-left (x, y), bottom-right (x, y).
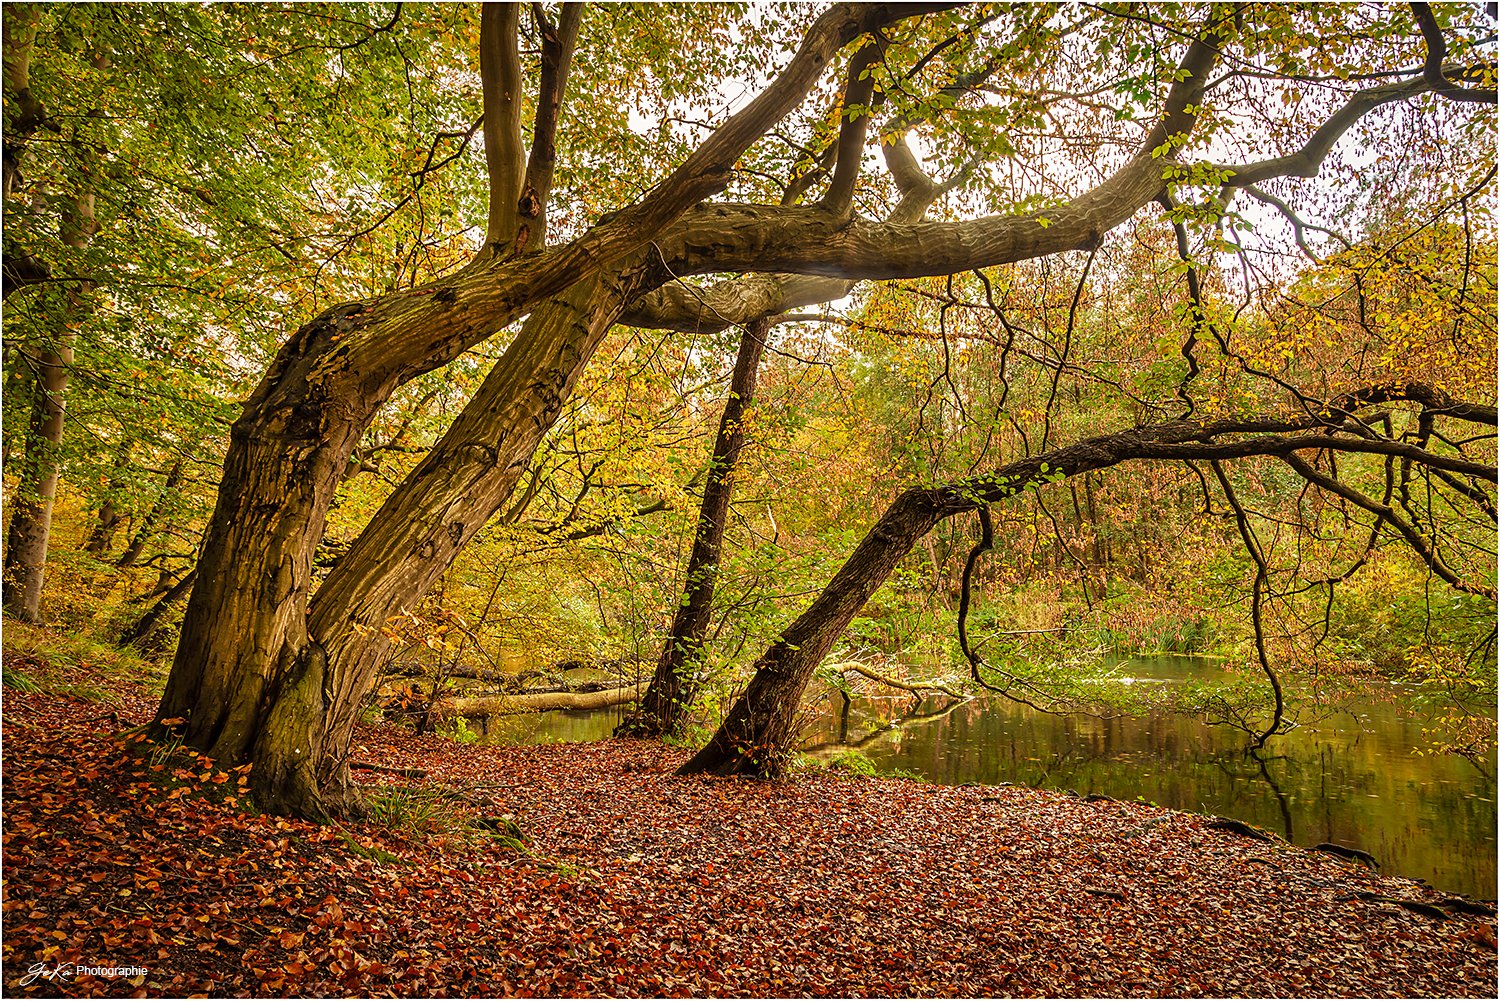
top-left (2, 193), bottom-right (92, 622)
top-left (153, 273), bottom-right (627, 818)
top-left (616, 319), bottom-right (768, 738)
top-left (441, 681), bottom-right (647, 718)
top-left (84, 442), bottom-right (131, 556)
top-left (153, 298), bottom-right (394, 819)
top-left (84, 497), bottom-right (122, 557)
top-left (677, 488), bottom-right (945, 777)
top-left (119, 567), bottom-right (197, 651)
top-left (282, 274), bottom-right (629, 813)
top-left (2, 348), bottom-right (69, 622)
top-left (115, 459), bottom-right (182, 567)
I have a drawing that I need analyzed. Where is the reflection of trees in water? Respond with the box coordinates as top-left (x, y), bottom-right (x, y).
top-left (801, 696), bottom-right (971, 754)
top-left (797, 685), bottom-right (1495, 898)
top-left (1225, 748), bottom-right (1295, 840)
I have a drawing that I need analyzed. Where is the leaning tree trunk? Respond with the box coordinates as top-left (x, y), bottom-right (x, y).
top-left (119, 567), bottom-right (197, 651)
top-left (677, 416), bottom-right (1374, 777)
top-left (151, 300), bottom-right (390, 818)
top-left (83, 493), bottom-right (122, 556)
top-left (616, 318), bottom-right (768, 737)
top-left (83, 442), bottom-right (130, 556)
top-left (678, 488), bottom-right (946, 777)
top-left (2, 192), bottom-right (92, 622)
top-left (250, 274), bottom-right (629, 815)
top-left (115, 458), bottom-right (182, 567)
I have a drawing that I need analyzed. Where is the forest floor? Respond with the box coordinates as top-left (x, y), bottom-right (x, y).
top-left (2, 644), bottom-right (1497, 999)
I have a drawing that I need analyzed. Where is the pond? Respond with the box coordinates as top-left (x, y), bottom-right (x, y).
top-left (472, 656), bottom-right (1498, 900)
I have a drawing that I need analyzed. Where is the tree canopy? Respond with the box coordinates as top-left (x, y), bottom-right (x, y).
top-left (2, 2), bottom-right (1494, 817)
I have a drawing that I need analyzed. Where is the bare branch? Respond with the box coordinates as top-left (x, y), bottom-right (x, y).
top-left (1210, 461), bottom-right (1286, 749)
top-left (1220, 76), bottom-right (1436, 186)
top-left (1282, 452), bottom-right (1495, 599)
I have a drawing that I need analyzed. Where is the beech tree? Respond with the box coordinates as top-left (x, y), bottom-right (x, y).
top-left (9, 3), bottom-right (1489, 816)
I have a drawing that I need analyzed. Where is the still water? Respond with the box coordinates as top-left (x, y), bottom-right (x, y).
top-left (476, 657), bottom-right (1498, 899)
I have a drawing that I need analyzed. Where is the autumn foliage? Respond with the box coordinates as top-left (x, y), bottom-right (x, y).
top-left (3, 650), bottom-right (1494, 997)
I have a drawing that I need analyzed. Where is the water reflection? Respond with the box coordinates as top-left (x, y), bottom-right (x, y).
top-left (798, 674), bottom-right (1496, 900)
top-left (477, 657), bottom-right (1497, 899)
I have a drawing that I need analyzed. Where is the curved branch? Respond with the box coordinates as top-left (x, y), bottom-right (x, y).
top-left (1220, 76), bottom-right (1436, 186)
top-left (1410, 2), bottom-right (1499, 104)
top-left (682, 390), bottom-right (1498, 777)
top-left (1281, 452), bottom-right (1495, 599)
top-left (1210, 461), bottom-right (1286, 750)
top-left (832, 661), bottom-right (970, 702)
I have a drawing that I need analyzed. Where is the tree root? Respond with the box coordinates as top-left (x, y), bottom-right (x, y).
top-left (1312, 842), bottom-right (1379, 870)
top-left (1205, 817), bottom-right (1275, 842)
top-left (1343, 892), bottom-right (1451, 921)
top-left (1438, 897), bottom-right (1498, 918)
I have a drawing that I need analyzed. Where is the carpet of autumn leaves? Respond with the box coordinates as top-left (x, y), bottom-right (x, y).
top-left (2, 650), bottom-right (1497, 998)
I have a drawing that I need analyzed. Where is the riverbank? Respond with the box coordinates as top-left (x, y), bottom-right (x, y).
top-left (2, 650), bottom-right (1496, 997)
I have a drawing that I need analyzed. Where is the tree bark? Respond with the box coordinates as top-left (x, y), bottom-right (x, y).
top-left (282, 275), bottom-right (629, 813)
top-left (2, 348), bottom-right (69, 621)
top-left (83, 479), bottom-right (125, 556)
top-left (616, 319), bottom-right (769, 737)
top-left (153, 4), bottom-right (924, 816)
top-left (2, 7), bottom-right (57, 301)
top-left (441, 681), bottom-right (647, 719)
top-left (2, 193), bottom-right (92, 622)
top-left (2, 8), bottom-right (43, 201)
top-left (148, 7), bottom-right (1462, 817)
top-left (479, 2), bottom-right (524, 256)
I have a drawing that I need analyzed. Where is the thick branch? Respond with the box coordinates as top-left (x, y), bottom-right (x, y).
top-left (821, 38), bottom-right (883, 212)
top-left (336, 4), bottom-right (956, 383)
top-left (1221, 76), bottom-right (1436, 186)
top-left (481, 3), bottom-right (526, 253)
top-left (522, 2), bottom-right (583, 250)
top-left (681, 389), bottom-right (1498, 778)
top-left (832, 661), bottom-right (969, 701)
top-left (1410, 2), bottom-right (1498, 104)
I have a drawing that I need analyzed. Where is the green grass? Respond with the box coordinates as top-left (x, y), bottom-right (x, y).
top-left (2, 618), bottom-right (167, 700)
top-left (828, 749), bottom-right (880, 776)
top-left (2, 663), bottom-right (43, 693)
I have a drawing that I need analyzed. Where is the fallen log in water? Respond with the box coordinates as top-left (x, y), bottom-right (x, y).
top-left (440, 680), bottom-right (648, 718)
top-left (826, 661), bottom-right (970, 701)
